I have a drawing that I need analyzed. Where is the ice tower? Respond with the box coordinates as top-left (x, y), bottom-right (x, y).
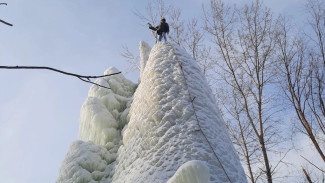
top-left (57, 41), bottom-right (247, 183)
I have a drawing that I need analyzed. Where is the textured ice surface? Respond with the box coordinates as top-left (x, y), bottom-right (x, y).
top-left (57, 42), bottom-right (247, 183)
top-left (112, 42), bottom-right (247, 183)
top-left (139, 40), bottom-right (151, 81)
top-left (56, 141), bottom-right (117, 183)
top-left (167, 160), bottom-right (210, 183)
top-left (57, 67), bottom-right (137, 183)
top-left (79, 67), bottom-right (136, 146)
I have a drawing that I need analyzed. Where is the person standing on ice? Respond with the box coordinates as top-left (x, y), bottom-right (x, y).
top-left (148, 17), bottom-right (169, 42)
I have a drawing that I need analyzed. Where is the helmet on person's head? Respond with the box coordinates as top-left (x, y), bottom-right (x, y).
top-left (161, 17), bottom-right (166, 22)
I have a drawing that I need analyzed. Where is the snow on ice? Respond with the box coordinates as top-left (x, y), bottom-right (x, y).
top-left (167, 160), bottom-right (210, 183)
top-left (57, 41), bottom-right (247, 183)
top-left (57, 67), bottom-right (137, 183)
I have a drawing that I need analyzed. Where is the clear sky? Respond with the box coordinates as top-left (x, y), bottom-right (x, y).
top-left (0, 0), bottom-right (313, 183)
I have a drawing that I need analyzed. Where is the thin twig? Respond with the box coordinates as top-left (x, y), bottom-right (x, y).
top-left (0, 65), bottom-right (122, 89)
top-left (78, 77), bottom-right (111, 90)
top-left (300, 155), bottom-right (325, 173)
top-left (0, 19), bottom-right (13, 26)
top-left (0, 3), bottom-right (13, 26)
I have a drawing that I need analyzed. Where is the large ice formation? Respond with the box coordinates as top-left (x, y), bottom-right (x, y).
top-left (57, 41), bottom-right (247, 183)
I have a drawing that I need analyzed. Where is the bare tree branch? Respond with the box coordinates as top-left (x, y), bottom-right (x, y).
top-left (276, 7), bottom-right (325, 162)
top-left (0, 2), bottom-right (13, 26)
top-left (0, 65), bottom-right (122, 89)
top-left (0, 19), bottom-right (13, 26)
top-left (300, 155), bottom-right (325, 173)
top-left (78, 77), bottom-right (110, 90)
top-left (121, 45), bottom-right (140, 74)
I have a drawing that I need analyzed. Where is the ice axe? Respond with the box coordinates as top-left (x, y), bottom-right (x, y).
top-left (148, 23), bottom-right (157, 31)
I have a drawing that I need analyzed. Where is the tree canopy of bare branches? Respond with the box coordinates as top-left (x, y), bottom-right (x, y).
top-left (203, 0), bottom-right (284, 182)
top-left (276, 0), bottom-right (325, 164)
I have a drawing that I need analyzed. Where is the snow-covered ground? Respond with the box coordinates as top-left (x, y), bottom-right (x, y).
top-left (57, 41), bottom-right (247, 183)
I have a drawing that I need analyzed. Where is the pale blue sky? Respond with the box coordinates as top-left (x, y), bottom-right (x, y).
top-left (0, 0), bottom-right (308, 183)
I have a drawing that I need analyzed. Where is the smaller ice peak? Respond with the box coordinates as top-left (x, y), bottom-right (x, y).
top-left (139, 41), bottom-right (151, 80)
top-left (167, 160), bottom-right (210, 183)
top-left (104, 67), bottom-right (120, 75)
top-left (79, 67), bottom-right (137, 146)
top-left (58, 67), bottom-right (137, 182)
top-left (89, 67), bottom-right (137, 99)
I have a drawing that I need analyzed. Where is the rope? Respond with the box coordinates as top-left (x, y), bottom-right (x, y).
top-left (171, 45), bottom-right (232, 183)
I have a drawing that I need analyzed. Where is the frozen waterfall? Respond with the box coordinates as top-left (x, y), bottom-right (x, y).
top-left (57, 41), bottom-right (247, 183)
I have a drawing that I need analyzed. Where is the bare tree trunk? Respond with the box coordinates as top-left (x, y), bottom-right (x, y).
top-left (222, 89), bottom-right (256, 182)
top-left (283, 51), bottom-right (325, 162)
top-left (302, 168), bottom-right (313, 183)
top-left (297, 106), bottom-right (325, 161)
top-left (238, 118), bottom-right (256, 183)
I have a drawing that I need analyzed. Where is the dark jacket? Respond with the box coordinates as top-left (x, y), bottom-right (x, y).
top-left (157, 22), bottom-right (169, 35)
